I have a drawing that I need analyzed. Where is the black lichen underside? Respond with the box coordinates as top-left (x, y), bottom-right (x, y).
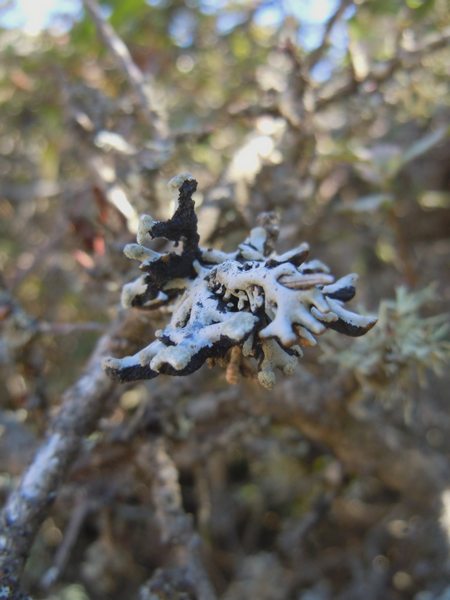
top-left (132, 179), bottom-right (201, 307)
top-left (151, 178), bottom-right (199, 251)
top-left (103, 175), bottom-right (377, 389)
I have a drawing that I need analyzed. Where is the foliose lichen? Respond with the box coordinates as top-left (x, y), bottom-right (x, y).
top-left (103, 174), bottom-right (377, 389)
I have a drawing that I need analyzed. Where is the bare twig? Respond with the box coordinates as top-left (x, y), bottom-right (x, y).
top-left (307, 0), bottom-right (354, 70)
top-left (137, 440), bottom-right (217, 600)
top-left (87, 154), bottom-right (141, 233)
top-left (82, 0), bottom-right (168, 140)
top-left (36, 321), bottom-right (105, 335)
top-left (40, 490), bottom-right (91, 589)
top-left (316, 26), bottom-right (450, 110)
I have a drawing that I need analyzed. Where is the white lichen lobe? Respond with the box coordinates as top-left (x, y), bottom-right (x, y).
top-left (104, 176), bottom-right (377, 388)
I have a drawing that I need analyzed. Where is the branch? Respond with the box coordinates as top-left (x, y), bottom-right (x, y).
top-left (171, 371), bottom-right (448, 509)
top-left (137, 440), bottom-right (217, 600)
top-left (316, 26), bottom-right (450, 110)
top-left (82, 0), bottom-right (168, 140)
top-left (0, 312), bottom-right (143, 596)
top-left (40, 490), bottom-right (92, 589)
top-left (270, 374), bottom-right (449, 505)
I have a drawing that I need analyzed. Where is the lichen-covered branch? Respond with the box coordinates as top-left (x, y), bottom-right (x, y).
top-left (0, 313), bottom-right (143, 596)
top-left (104, 175), bottom-right (377, 389)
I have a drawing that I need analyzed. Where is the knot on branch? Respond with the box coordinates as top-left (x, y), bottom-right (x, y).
top-left (103, 175), bottom-right (377, 388)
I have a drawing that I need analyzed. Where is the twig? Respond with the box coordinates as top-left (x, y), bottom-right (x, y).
top-left (137, 440), bottom-right (217, 600)
top-left (82, 0), bottom-right (168, 140)
top-left (40, 490), bottom-right (91, 589)
top-left (0, 311), bottom-right (142, 597)
top-left (59, 84), bottom-right (143, 234)
top-left (88, 155), bottom-right (140, 233)
top-left (307, 0), bottom-right (354, 70)
top-left (36, 321), bottom-right (105, 335)
top-left (316, 27), bottom-right (450, 110)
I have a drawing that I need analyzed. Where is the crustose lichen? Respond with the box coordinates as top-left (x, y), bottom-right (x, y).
top-left (103, 174), bottom-right (377, 389)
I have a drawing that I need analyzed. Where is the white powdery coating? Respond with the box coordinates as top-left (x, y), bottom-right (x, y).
top-left (326, 297), bottom-right (377, 330)
top-left (210, 260), bottom-right (333, 347)
top-left (105, 187), bottom-right (377, 387)
top-left (168, 172), bottom-right (194, 191)
top-left (323, 273), bottom-right (358, 295)
top-left (143, 291), bottom-right (168, 308)
top-left (200, 248), bottom-right (235, 264)
top-left (168, 172), bottom-right (195, 212)
top-left (137, 214), bottom-right (157, 245)
top-left (258, 368), bottom-right (276, 390)
top-left (124, 243), bottom-right (161, 263)
top-left (15, 433), bottom-right (64, 504)
top-left (239, 226), bottom-right (268, 260)
top-left (150, 313), bottom-right (257, 372)
top-left (138, 340), bottom-right (165, 366)
top-left (258, 338), bottom-right (301, 390)
top-left (148, 272), bottom-right (258, 372)
top-left (5, 433), bottom-right (65, 524)
top-left (247, 227), bottom-right (267, 254)
top-left (115, 271), bottom-right (259, 376)
top-left (301, 259), bottom-right (330, 273)
top-left (121, 275), bottom-right (148, 308)
top-left (273, 243), bottom-right (309, 265)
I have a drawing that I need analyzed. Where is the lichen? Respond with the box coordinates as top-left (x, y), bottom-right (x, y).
top-left (103, 175), bottom-right (377, 388)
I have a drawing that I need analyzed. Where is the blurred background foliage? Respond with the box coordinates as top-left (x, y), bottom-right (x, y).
top-left (0, 0), bottom-right (449, 598)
